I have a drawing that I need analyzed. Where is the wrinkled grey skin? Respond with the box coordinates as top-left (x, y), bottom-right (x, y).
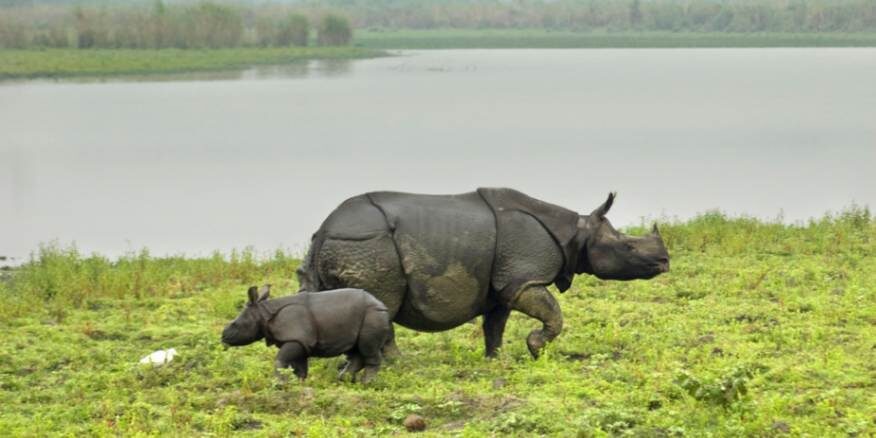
top-left (221, 285), bottom-right (391, 383)
top-left (297, 189), bottom-right (669, 359)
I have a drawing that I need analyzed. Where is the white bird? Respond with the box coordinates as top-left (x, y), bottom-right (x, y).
top-left (139, 348), bottom-right (178, 366)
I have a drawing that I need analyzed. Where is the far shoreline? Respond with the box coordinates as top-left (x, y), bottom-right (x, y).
top-left (2, 31), bottom-right (874, 80)
top-left (355, 29), bottom-right (876, 49)
top-left (0, 47), bottom-right (387, 80)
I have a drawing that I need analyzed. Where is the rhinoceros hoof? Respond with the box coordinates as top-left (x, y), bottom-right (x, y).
top-left (360, 368), bottom-right (379, 385)
top-left (382, 343), bottom-right (402, 359)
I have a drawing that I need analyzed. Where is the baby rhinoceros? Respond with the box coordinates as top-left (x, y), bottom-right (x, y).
top-left (221, 285), bottom-right (391, 383)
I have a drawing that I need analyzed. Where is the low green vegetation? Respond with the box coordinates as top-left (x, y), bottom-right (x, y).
top-left (1, 208), bottom-right (873, 435)
top-left (0, 47), bottom-right (382, 79)
top-left (356, 29), bottom-right (876, 49)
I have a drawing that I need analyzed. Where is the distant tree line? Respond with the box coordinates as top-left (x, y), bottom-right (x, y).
top-left (0, 1), bottom-right (353, 49)
top-left (2, 0), bottom-right (875, 49)
top-left (334, 0), bottom-right (875, 32)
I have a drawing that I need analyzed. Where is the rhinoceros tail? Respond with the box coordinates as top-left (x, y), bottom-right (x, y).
top-left (297, 231), bottom-right (324, 292)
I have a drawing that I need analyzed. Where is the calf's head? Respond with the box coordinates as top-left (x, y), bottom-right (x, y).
top-left (221, 285), bottom-right (271, 346)
top-left (576, 193), bottom-right (669, 280)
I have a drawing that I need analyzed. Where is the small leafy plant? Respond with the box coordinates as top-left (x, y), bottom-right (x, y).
top-left (675, 365), bottom-right (758, 407)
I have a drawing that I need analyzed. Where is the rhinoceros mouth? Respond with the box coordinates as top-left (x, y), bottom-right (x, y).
top-left (654, 259), bottom-right (670, 273)
top-left (221, 329), bottom-right (245, 346)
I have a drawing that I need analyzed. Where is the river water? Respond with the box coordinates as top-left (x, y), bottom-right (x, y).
top-left (2, 49), bottom-right (874, 260)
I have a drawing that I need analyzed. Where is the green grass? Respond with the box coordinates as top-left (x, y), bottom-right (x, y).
top-left (1, 208), bottom-right (874, 436)
top-left (0, 47), bottom-right (385, 80)
top-left (356, 29), bottom-right (876, 49)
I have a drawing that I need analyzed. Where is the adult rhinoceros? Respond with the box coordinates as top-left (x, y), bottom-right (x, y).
top-left (297, 188), bottom-right (669, 359)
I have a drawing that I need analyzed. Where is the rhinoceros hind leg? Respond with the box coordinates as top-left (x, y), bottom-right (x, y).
top-left (360, 365), bottom-right (380, 384)
top-left (511, 286), bottom-right (563, 359)
top-left (339, 353), bottom-right (364, 382)
top-left (483, 305), bottom-right (511, 358)
top-left (357, 311), bottom-right (388, 384)
top-left (382, 325), bottom-right (401, 358)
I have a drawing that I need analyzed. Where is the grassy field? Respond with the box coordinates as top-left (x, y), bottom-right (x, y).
top-left (0, 47), bottom-right (383, 80)
top-left (355, 29), bottom-right (876, 49)
top-left (1, 209), bottom-right (874, 436)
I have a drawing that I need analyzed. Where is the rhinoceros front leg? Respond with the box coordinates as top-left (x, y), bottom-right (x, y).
top-left (276, 342), bottom-right (309, 381)
top-left (483, 305), bottom-right (511, 358)
top-left (511, 286), bottom-right (563, 359)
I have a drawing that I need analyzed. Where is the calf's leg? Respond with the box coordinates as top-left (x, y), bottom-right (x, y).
top-left (382, 324), bottom-right (401, 358)
top-left (357, 310), bottom-right (390, 384)
top-left (338, 353), bottom-right (364, 382)
top-left (276, 342), bottom-right (309, 381)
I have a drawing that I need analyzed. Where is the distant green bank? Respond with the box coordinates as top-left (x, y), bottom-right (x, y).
top-left (4, 31), bottom-right (873, 80)
top-left (0, 47), bottom-right (384, 80)
top-left (356, 30), bottom-right (876, 49)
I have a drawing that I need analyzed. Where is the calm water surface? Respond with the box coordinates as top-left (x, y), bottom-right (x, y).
top-left (2, 49), bottom-right (875, 260)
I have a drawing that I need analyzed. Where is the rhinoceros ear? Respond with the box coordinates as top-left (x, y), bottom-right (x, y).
top-left (257, 284), bottom-right (271, 302)
top-left (591, 192), bottom-right (616, 219)
top-left (247, 286), bottom-right (259, 304)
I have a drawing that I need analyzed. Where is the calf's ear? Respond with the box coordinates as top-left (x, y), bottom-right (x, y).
top-left (247, 286), bottom-right (259, 304)
top-left (258, 284), bottom-right (271, 302)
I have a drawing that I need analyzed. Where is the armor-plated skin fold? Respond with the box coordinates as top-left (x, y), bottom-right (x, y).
top-left (368, 191), bottom-right (496, 331)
